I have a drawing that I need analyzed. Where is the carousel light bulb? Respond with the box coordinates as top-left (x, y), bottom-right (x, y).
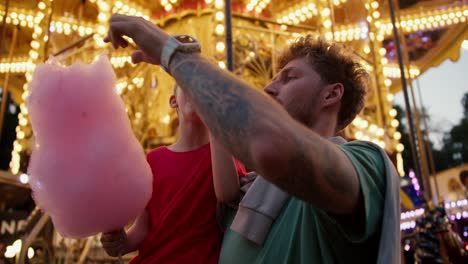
top-left (384, 78), bottom-right (392, 87)
top-left (389, 108), bottom-right (397, 117)
top-left (215, 11), bottom-right (224, 21)
top-left (363, 45), bottom-right (371, 54)
top-left (215, 24), bottom-right (225, 34)
top-left (393, 131), bottom-right (402, 140)
top-left (391, 119), bottom-right (399, 127)
top-left (372, 11), bottom-right (380, 19)
top-left (354, 131), bottom-right (363, 140)
top-left (321, 8), bottom-right (330, 17)
top-left (377, 128), bottom-right (385, 137)
top-left (218, 61), bottom-right (226, 69)
top-left (216, 42), bottom-right (225, 52)
top-left (397, 143), bottom-right (405, 152)
top-left (379, 47), bottom-right (387, 55)
top-left (215, 0), bottom-right (224, 9)
top-left (371, 1), bottom-right (379, 9)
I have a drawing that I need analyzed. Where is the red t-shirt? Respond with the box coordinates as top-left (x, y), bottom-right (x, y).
top-left (130, 144), bottom-right (245, 264)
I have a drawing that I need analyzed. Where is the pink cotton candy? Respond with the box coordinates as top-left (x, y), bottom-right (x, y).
top-left (26, 55), bottom-right (153, 238)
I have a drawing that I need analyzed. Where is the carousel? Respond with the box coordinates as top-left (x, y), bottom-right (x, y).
top-left (0, 0), bottom-right (467, 263)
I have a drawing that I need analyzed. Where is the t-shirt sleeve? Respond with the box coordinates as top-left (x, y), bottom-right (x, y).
top-left (316, 141), bottom-right (386, 243)
top-left (234, 159), bottom-right (247, 177)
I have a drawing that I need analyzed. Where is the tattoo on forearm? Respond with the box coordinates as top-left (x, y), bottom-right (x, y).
top-left (170, 53), bottom-right (358, 208)
top-left (171, 54), bottom-right (255, 165)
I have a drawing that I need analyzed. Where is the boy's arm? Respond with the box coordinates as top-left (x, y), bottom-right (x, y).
top-left (101, 210), bottom-right (151, 256)
top-left (210, 134), bottom-right (241, 204)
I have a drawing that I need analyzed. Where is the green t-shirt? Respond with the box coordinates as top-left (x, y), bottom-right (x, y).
top-left (219, 141), bottom-right (386, 264)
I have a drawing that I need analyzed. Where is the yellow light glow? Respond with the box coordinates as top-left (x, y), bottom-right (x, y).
top-left (377, 128), bottom-right (385, 137)
top-left (391, 119), bottom-right (399, 128)
top-left (321, 8), bottom-right (331, 17)
top-left (363, 46), bottom-right (371, 54)
top-left (393, 131), bottom-right (402, 140)
top-left (384, 79), bottom-right (392, 87)
top-left (215, 11), bottom-right (224, 21)
top-left (397, 153), bottom-right (405, 176)
top-left (372, 11), bottom-right (380, 19)
top-left (378, 47), bottom-right (387, 55)
top-left (354, 131), bottom-right (363, 140)
top-left (216, 42), bottom-right (225, 52)
top-left (161, 114), bottom-right (171, 124)
top-left (462, 40), bottom-right (468, 51)
top-left (397, 143), bottom-right (405, 152)
top-left (218, 61), bottom-right (226, 69)
top-left (361, 119), bottom-right (369, 129)
top-left (215, 24), bottom-right (225, 35)
top-left (215, 0), bottom-right (224, 9)
top-left (389, 108), bottom-right (397, 117)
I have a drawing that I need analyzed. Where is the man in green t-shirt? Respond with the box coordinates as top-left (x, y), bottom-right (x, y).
top-left (105, 14), bottom-right (400, 263)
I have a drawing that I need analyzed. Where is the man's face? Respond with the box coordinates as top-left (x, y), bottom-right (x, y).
top-left (263, 57), bottom-right (326, 126)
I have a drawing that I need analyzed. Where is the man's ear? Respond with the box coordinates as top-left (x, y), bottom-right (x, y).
top-left (323, 83), bottom-right (344, 108)
top-left (169, 95), bottom-right (178, 109)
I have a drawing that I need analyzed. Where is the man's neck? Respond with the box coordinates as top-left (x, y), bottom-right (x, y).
top-left (169, 120), bottom-right (209, 152)
top-left (310, 116), bottom-right (337, 138)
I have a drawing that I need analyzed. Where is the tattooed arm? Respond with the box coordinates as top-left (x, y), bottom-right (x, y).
top-left (169, 53), bottom-right (360, 214)
top-left (105, 14), bottom-right (360, 214)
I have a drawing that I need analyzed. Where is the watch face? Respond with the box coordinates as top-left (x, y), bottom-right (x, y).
top-left (174, 35), bottom-right (197, 44)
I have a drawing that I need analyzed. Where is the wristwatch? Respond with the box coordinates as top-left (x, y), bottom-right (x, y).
top-left (160, 34), bottom-right (201, 72)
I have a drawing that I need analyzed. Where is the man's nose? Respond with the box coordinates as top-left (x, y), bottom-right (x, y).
top-left (263, 81), bottom-right (279, 97)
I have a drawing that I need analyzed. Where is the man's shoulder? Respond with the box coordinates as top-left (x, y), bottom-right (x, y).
top-left (340, 140), bottom-right (385, 166)
top-left (339, 140), bottom-right (386, 190)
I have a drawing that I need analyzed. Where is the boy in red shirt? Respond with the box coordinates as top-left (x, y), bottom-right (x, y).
top-left (100, 85), bottom-right (244, 263)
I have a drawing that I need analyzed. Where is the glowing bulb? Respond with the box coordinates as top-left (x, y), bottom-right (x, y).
top-left (215, 24), bottom-right (225, 35)
top-left (384, 79), bottom-right (392, 87)
top-left (218, 61), bottom-right (226, 69)
top-left (19, 173), bottom-right (29, 184)
top-left (161, 114), bottom-right (171, 124)
top-left (215, 0), bottom-right (224, 9)
top-left (363, 46), bottom-right (371, 54)
top-left (216, 41), bottom-right (225, 52)
top-left (397, 143), bottom-right (404, 152)
top-left (393, 132), bottom-right (402, 140)
top-left (387, 93), bottom-right (394, 102)
top-left (321, 8), bottom-right (331, 17)
top-left (379, 47), bottom-right (387, 55)
top-left (389, 108), bottom-right (397, 117)
top-left (215, 11), bottom-right (224, 21)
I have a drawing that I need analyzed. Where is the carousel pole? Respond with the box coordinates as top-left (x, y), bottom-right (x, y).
top-left (395, 18), bottom-right (434, 201)
top-left (388, 0), bottom-right (429, 200)
top-left (0, 25), bottom-right (18, 145)
top-left (416, 78), bottom-right (440, 200)
top-left (224, 0), bottom-right (233, 71)
top-left (0, 0), bottom-right (10, 50)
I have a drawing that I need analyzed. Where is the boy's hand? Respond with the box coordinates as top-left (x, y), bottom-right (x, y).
top-left (100, 228), bottom-right (130, 257)
top-left (104, 14), bottom-right (170, 65)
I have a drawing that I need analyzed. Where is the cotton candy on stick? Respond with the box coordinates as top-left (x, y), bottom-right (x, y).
top-left (26, 55), bottom-right (152, 238)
